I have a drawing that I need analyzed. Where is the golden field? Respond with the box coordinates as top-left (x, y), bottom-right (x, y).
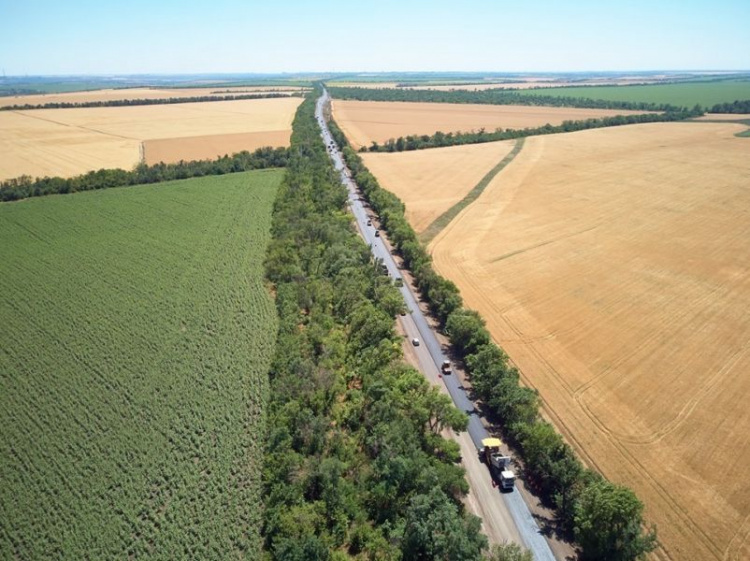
top-left (0, 97), bottom-right (301, 179)
top-left (0, 86), bottom-right (306, 108)
top-left (332, 99), bottom-right (651, 149)
top-left (422, 122), bottom-right (750, 561)
top-left (361, 140), bottom-right (515, 233)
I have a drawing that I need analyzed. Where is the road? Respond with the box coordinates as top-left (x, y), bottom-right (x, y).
top-left (316, 90), bottom-right (556, 561)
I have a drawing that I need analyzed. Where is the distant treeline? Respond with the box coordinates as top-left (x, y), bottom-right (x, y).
top-left (709, 99), bottom-right (750, 113)
top-left (363, 108), bottom-right (702, 152)
top-left (327, 85), bottom-right (683, 112)
top-left (0, 92), bottom-right (301, 111)
top-left (262, 89), bottom-right (488, 559)
top-left (0, 146), bottom-right (289, 202)
top-left (331, 115), bottom-right (658, 560)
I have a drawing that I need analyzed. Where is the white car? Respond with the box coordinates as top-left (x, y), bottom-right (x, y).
top-left (412, 338), bottom-right (420, 346)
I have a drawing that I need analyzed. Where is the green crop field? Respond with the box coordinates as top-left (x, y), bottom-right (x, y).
top-left (518, 80), bottom-right (750, 108)
top-left (0, 170), bottom-right (281, 559)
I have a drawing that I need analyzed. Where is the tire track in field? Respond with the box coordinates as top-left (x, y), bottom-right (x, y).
top-left (428, 131), bottom-right (728, 561)
top-left (12, 110), bottom-right (140, 141)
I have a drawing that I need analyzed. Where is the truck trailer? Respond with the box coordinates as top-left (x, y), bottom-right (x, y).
top-left (480, 437), bottom-right (516, 491)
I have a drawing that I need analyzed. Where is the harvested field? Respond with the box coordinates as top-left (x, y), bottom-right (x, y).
top-left (694, 113), bottom-right (750, 121)
top-left (143, 130), bottom-right (291, 164)
top-left (361, 140), bottom-right (515, 233)
top-left (0, 97), bottom-right (301, 179)
top-left (426, 122), bottom-right (750, 561)
top-left (0, 86), bottom-right (306, 107)
top-left (332, 100), bottom-right (652, 149)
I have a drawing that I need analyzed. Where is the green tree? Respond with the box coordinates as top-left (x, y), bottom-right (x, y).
top-left (574, 479), bottom-right (657, 561)
top-left (484, 542), bottom-right (533, 561)
top-left (402, 487), bottom-right (487, 561)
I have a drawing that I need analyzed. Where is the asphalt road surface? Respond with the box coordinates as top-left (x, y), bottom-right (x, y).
top-left (316, 90), bottom-right (556, 561)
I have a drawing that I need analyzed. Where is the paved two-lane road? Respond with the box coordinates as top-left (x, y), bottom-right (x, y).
top-left (316, 90), bottom-right (556, 561)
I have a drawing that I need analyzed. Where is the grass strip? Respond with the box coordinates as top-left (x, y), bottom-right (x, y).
top-left (420, 138), bottom-right (525, 244)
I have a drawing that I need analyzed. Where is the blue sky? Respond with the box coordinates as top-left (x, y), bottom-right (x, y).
top-left (1, 0), bottom-right (748, 75)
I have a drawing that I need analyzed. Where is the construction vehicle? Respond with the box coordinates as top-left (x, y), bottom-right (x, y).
top-left (480, 438), bottom-right (516, 491)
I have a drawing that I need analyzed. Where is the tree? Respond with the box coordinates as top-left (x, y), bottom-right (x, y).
top-left (402, 487), bottom-right (487, 561)
top-left (574, 479), bottom-right (657, 561)
top-left (445, 309), bottom-right (490, 357)
top-left (484, 542), bottom-right (533, 561)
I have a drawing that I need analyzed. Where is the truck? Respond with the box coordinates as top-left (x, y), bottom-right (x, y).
top-left (480, 437), bottom-right (516, 491)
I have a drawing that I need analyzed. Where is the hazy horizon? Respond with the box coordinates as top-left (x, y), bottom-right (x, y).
top-left (2, 0), bottom-right (749, 75)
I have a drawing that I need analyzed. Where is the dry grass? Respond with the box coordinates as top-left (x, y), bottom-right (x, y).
top-left (361, 140), bottom-right (515, 233)
top-left (426, 122), bottom-right (750, 561)
top-left (694, 113), bottom-right (750, 121)
top-left (332, 100), bottom-right (651, 149)
top-left (0, 97), bottom-right (301, 179)
top-left (0, 86), bottom-right (306, 108)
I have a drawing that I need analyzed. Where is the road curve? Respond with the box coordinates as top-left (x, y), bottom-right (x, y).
top-left (316, 90), bottom-right (556, 561)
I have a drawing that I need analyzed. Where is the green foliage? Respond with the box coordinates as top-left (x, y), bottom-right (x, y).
top-left (574, 480), bottom-right (658, 561)
top-left (364, 111), bottom-right (698, 154)
top-left (484, 542), bottom-right (533, 561)
top-left (328, 85), bottom-right (683, 111)
top-left (263, 89), bottom-right (475, 559)
top-left (0, 146), bottom-right (289, 202)
top-left (0, 171), bottom-right (282, 559)
top-left (402, 487), bottom-right (487, 561)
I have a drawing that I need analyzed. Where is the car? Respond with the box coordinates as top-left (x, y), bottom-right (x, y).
top-left (374, 230), bottom-right (380, 237)
top-left (366, 220), bottom-right (372, 226)
top-left (412, 338), bottom-right (420, 346)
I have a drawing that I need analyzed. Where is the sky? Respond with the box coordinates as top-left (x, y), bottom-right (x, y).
top-left (1, 0), bottom-right (749, 75)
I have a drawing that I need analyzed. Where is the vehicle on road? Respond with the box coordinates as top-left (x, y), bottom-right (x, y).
top-left (480, 438), bottom-right (516, 491)
top-left (374, 230), bottom-right (380, 237)
top-left (441, 360), bottom-right (452, 374)
top-left (412, 338), bottom-right (420, 346)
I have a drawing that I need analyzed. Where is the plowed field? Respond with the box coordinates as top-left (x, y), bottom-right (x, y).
top-left (332, 100), bottom-right (651, 149)
top-left (0, 97), bottom-right (301, 179)
top-left (361, 140), bottom-right (515, 233)
top-left (426, 122), bottom-right (750, 561)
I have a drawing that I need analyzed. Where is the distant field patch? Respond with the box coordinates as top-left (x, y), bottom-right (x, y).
top-left (0, 97), bottom-right (302, 179)
top-left (517, 80), bottom-right (750, 107)
top-left (0, 86), bottom-right (307, 108)
top-left (0, 170), bottom-right (281, 559)
top-left (143, 130), bottom-right (291, 164)
top-left (332, 100), bottom-right (651, 149)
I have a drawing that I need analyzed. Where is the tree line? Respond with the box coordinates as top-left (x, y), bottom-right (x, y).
top-left (363, 108), bottom-right (702, 153)
top-left (330, 115), bottom-right (658, 561)
top-left (0, 92), bottom-right (301, 111)
top-left (0, 146), bottom-right (289, 202)
top-left (327, 85), bottom-right (683, 112)
top-left (262, 88), bottom-right (495, 560)
top-left (709, 99), bottom-right (750, 113)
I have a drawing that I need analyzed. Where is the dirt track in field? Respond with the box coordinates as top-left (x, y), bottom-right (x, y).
top-left (0, 97), bottom-right (301, 179)
top-left (421, 122), bottom-right (750, 561)
top-left (332, 100), bottom-right (652, 149)
top-left (361, 140), bottom-right (515, 233)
